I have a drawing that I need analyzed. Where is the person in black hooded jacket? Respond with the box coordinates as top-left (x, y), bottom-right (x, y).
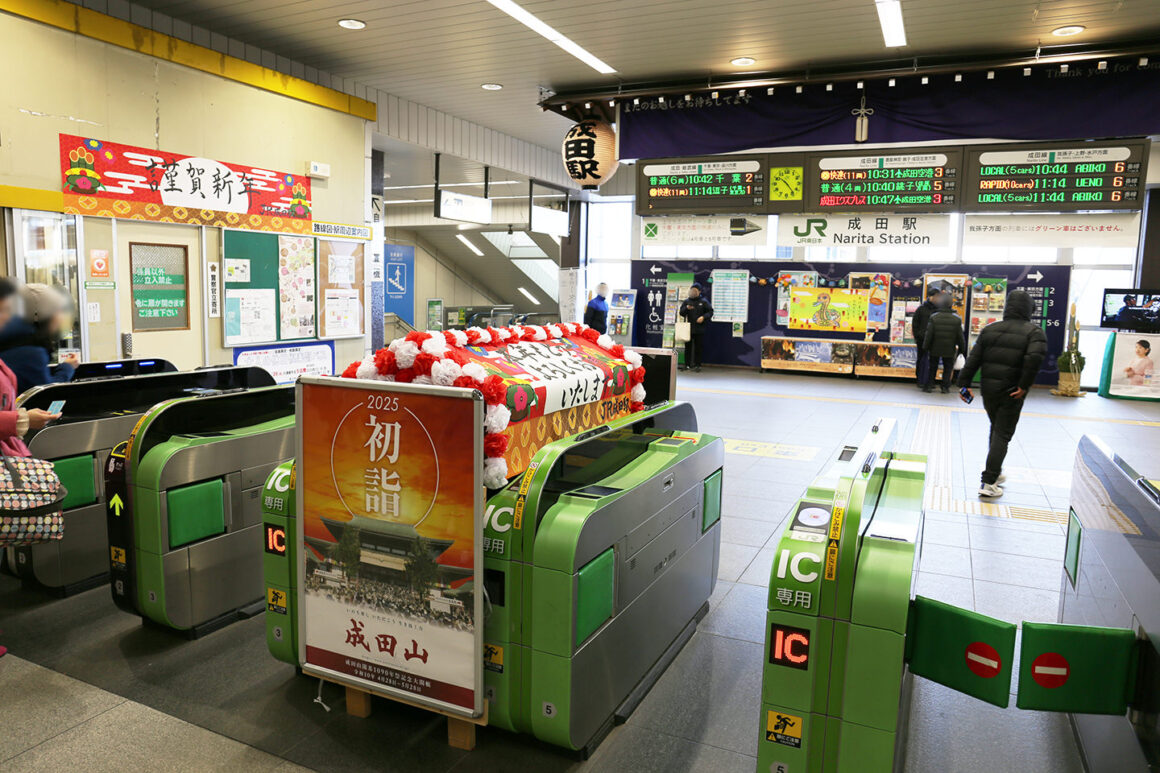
top-left (922, 295), bottom-right (967, 393)
top-left (958, 290), bottom-right (1047, 498)
top-left (911, 287), bottom-right (941, 388)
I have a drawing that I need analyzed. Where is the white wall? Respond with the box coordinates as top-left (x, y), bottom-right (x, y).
top-left (386, 229), bottom-right (496, 322)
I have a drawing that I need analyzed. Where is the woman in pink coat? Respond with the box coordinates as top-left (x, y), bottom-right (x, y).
top-left (0, 278), bottom-right (57, 658)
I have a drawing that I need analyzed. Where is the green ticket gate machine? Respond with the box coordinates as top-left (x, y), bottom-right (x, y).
top-left (6, 366), bottom-right (275, 594)
top-left (71, 358), bottom-right (178, 380)
top-left (107, 385), bottom-right (294, 635)
top-left (756, 420), bottom-right (1146, 773)
top-left (263, 400), bottom-right (723, 755)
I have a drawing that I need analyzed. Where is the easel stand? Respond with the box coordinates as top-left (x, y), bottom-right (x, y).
top-left (329, 677), bottom-right (489, 750)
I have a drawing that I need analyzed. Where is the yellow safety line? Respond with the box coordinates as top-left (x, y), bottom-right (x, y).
top-left (679, 386), bottom-right (1160, 428)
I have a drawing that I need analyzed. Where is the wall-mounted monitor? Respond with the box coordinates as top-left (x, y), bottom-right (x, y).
top-left (1101, 289), bottom-right (1160, 333)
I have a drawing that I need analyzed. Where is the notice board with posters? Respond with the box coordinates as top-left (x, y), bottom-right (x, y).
top-left (222, 230), bottom-right (317, 347)
top-left (296, 377), bottom-right (484, 717)
top-left (129, 242), bottom-right (189, 331)
top-left (317, 239), bottom-right (365, 338)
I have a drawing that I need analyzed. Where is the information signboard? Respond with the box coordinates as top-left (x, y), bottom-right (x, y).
top-left (963, 139), bottom-right (1149, 212)
top-left (636, 155), bottom-right (767, 215)
top-left (806, 149), bottom-right (963, 212)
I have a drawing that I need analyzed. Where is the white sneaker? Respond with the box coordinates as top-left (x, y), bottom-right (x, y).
top-left (997, 473), bottom-right (1007, 484)
top-left (978, 483), bottom-right (1004, 498)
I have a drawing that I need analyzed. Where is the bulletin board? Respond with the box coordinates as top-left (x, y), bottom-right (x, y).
top-left (222, 231), bottom-right (317, 347)
top-left (317, 238), bottom-right (365, 338)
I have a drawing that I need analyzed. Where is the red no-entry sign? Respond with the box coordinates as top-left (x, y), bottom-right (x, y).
top-left (1031, 652), bottom-right (1070, 689)
top-left (965, 641), bottom-right (1002, 678)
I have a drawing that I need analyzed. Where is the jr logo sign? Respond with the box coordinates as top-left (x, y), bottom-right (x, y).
top-left (792, 218), bottom-right (827, 238)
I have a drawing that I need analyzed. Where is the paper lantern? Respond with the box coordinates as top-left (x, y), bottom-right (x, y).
top-left (561, 120), bottom-right (618, 189)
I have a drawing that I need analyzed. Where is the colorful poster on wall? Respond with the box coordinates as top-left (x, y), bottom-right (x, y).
top-left (775, 271), bottom-right (818, 327)
top-left (59, 134), bottom-right (312, 233)
top-left (427, 299), bottom-right (444, 331)
top-left (854, 343), bottom-right (918, 377)
top-left (1101, 333), bottom-right (1160, 400)
top-left (788, 287), bottom-right (869, 333)
top-left (298, 379), bottom-right (483, 716)
top-left (849, 273), bottom-right (891, 329)
top-left (224, 288), bottom-right (277, 344)
top-left (278, 235), bottom-right (316, 339)
top-left (761, 337), bottom-right (855, 374)
top-left (709, 269), bottom-right (749, 323)
top-left (923, 273), bottom-right (970, 320)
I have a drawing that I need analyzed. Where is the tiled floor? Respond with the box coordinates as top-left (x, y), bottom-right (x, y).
top-left (4, 368), bottom-right (1159, 771)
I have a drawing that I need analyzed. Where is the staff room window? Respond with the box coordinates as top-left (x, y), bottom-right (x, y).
top-left (130, 243), bottom-right (190, 331)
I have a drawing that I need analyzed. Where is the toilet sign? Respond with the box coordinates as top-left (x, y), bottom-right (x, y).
top-left (965, 641), bottom-right (1003, 679)
top-left (1030, 652), bottom-right (1069, 689)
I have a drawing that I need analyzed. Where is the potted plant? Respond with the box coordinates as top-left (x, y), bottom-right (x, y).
top-left (1053, 302), bottom-right (1085, 397)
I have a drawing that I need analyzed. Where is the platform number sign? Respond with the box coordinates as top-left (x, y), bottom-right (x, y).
top-left (769, 623), bottom-right (811, 670)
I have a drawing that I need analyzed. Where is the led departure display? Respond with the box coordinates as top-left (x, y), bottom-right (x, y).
top-left (963, 140), bottom-right (1149, 211)
top-left (806, 149), bottom-right (963, 212)
top-left (636, 155), bottom-right (766, 215)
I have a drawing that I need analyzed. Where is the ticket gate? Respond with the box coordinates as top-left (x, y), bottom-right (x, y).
top-left (71, 358), bottom-right (178, 380)
top-left (263, 401), bottom-right (723, 754)
top-left (756, 421), bottom-right (1146, 773)
top-left (6, 366), bottom-right (275, 593)
top-left (107, 385), bottom-right (295, 636)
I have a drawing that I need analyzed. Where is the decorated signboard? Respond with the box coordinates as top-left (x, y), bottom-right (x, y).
top-left (60, 134), bottom-right (312, 233)
top-left (854, 342), bottom-right (919, 378)
top-left (788, 288), bottom-right (869, 333)
top-left (340, 323), bottom-right (647, 487)
top-left (297, 378), bottom-right (483, 716)
top-left (761, 337), bottom-right (855, 374)
top-left (849, 273), bottom-right (891, 329)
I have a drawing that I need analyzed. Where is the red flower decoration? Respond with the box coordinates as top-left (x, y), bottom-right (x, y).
top-left (582, 328), bottom-right (601, 343)
top-left (395, 368), bottom-right (416, 383)
top-left (452, 375), bottom-right (478, 389)
top-left (522, 327), bottom-right (539, 341)
top-left (446, 348), bottom-right (470, 366)
top-left (404, 330), bottom-right (432, 346)
top-left (341, 361), bottom-right (360, 379)
top-left (374, 349), bottom-right (397, 375)
top-left (610, 344), bottom-right (625, 358)
top-left (480, 374), bottom-right (507, 405)
top-left (483, 433), bottom-right (509, 458)
top-left (465, 329), bottom-right (482, 345)
top-left (443, 331), bottom-right (459, 347)
top-left (630, 401), bottom-right (645, 412)
top-left (413, 352), bottom-right (437, 376)
top-left (630, 366), bottom-right (646, 384)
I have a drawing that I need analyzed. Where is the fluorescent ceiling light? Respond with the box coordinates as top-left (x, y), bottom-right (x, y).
top-left (731, 56), bottom-right (756, 67)
top-left (484, 0), bottom-right (616, 74)
top-left (456, 234), bottom-right (485, 256)
top-left (481, 83), bottom-right (503, 90)
top-left (1052, 25), bottom-right (1085, 37)
top-left (518, 286), bottom-right (540, 305)
top-left (875, 0), bottom-right (907, 47)
top-left (337, 18), bottom-right (366, 30)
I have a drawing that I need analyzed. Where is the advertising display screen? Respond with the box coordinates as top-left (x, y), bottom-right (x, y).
top-left (963, 140), bottom-right (1149, 211)
top-left (806, 149), bottom-right (963, 212)
top-left (1101, 290), bottom-right (1160, 333)
top-left (636, 155), bottom-right (766, 215)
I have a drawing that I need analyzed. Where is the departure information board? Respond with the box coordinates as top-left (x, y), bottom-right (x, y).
top-left (963, 140), bottom-right (1149, 212)
top-left (636, 155), bottom-right (766, 215)
top-left (806, 149), bottom-right (963, 212)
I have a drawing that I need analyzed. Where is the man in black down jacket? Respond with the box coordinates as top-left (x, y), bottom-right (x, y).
top-left (679, 284), bottom-right (713, 371)
top-left (922, 296), bottom-right (967, 393)
top-left (911, 287), bottom-right (941, 388)
top-left (958, 290), bottom-right (1048, 498)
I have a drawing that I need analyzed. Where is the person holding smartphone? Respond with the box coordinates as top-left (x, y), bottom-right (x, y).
top-left (0, 283), bottom-right (78, 394)
top-left (0, 279), bottom-right (60, 456)
top-left (957, 290), bottom-right (1047, 498)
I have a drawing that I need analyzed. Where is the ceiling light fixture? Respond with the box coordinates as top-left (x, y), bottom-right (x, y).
top-left (518, 286), bottom-right (540, 305)
top-left (1023, 67), bottom-right (1032, 76)
top-left (584, 101), bottom-right (592, 109)
top-left (826, 83), bottom-right (833, 91)
top-left (987, 70), bottom-right (995, 79)
top-left (337, 18), bottom-right (366, 30)
top-left (456, 234), bottom-right (484, 256)
top-left (954, 73), bottom-right (963, 82)
top-left (888, 78), bottom-right (896, 87)
top-left (921, 76), bottom-right (929, 84)
top-left (857, 81), bottom-right (864, 89)
top-left (875, 0), bottom-right (907, 47)
top-left (1051, 25), bottom-right (1085, 37)
top-left (731, 56), bottom-right (756, 67)
top-left (480, 82), bottom-right (503, 90)
top-left (484, 0), bottom-right (616, 74)
top-left (608, 99), bottom-right (616, 107)
top-left (795, 85), bottom-right (803, 94)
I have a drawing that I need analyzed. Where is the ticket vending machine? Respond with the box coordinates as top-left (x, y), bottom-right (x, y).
top-left (756, 421), bottom-right (1146, 773)
top-left (106, 385), bottom-right (295, 636)
top-left (7, 366), bottom-right (275, 593)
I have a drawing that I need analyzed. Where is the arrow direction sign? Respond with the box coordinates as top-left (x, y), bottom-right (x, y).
top-left (650, 265), bottom-right (662, 275)
top-left (109, 493), bottom-right (124, 516)
top-left (1028, 271), bottom-right (1044, 283)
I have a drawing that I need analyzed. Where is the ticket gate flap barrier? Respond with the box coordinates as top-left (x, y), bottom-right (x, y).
top-left (7, 365), bottom-right (275, 593)
top-left (757, 419), bottom-right (1153, 773)
top-left (106, 384), bottom-right (294, 634)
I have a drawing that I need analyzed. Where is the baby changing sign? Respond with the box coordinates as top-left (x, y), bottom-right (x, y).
top-left (296, 377), bottom-right (484, 717)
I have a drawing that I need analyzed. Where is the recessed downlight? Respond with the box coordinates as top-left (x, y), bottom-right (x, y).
top-left (481, 83), bottom-right (504, 90)
top-left (1052, 25), bottom-right (1085, 36)
top-left (337, 18), bottom-right (366, 30)
top-left (731, 56), bottom-right (756, 67)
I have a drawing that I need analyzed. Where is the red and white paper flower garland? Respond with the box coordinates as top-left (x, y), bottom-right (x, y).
top-left (342, 322), bottom-right (646, 489)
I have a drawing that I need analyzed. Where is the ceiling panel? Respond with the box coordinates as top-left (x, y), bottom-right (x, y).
top-left (127, 0), bottom-right (1160, 148)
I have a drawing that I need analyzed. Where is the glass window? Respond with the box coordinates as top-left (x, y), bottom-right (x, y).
top-left (13, 210), bottom-right (81, 354)
top-left (587, 201), bottom-right (633, 261)
top-left (804, 246), bottom-right (858, 262)
top-left (1071, 268), bottom-right (1135, 326)
top-left (587, 262), bottom-right (630, 292)
top-left (1072, 247), bottom-right (1136, 266)
top-left (961, 245), bottom-right (1058, 264)
top-left (1077, 328), bottom-right (1112, 389)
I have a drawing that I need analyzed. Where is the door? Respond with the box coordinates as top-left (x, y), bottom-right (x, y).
top-left (5, 209), bottom-right (83, 356)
